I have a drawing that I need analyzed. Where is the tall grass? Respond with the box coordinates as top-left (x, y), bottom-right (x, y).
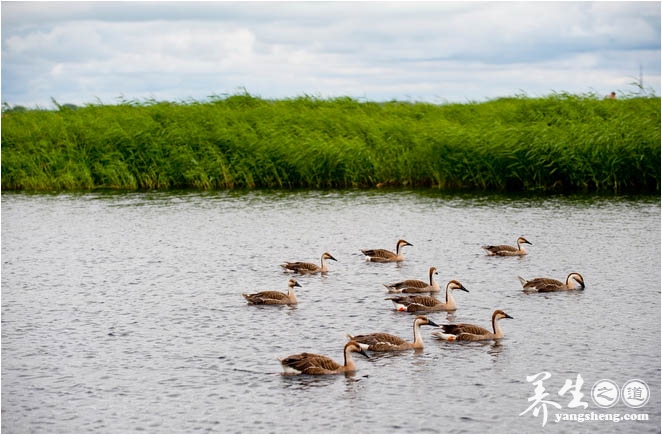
top-left (2, 93), bottom-right (659, 193)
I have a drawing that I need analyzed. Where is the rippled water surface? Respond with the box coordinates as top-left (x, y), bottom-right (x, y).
top-left (2, 190), bottom-right (660, 433)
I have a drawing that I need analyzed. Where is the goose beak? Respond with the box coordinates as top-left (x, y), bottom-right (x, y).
top-left (505, 314), bottom-right (513, 319)
top-left (359, 348), bottom-right (370, 359)
top-left (329, 255), bottom-right (338, 262)
top-left (294, 281), bottom-right (302, 287)
top-left (427, 319), bottom-right (440, 327)
top-left (459, 285), bottom-right (469, 293)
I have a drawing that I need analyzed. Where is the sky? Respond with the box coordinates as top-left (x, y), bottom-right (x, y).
top-left (1, 1), bottom-right (660, 108)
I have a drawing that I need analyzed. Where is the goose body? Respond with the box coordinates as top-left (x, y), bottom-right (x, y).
top-left (279, 341), bottom-right (369, 375)
top-left (361, 239), bottom-right (412, 263)
top-left (518, 272), bottom-right (585, 292)
top-left (482, 236), bottom-right (532, 256)
top-left (384, 266), bottom-right (440, 293)
top-left (432, 310), bottom-right (513, 342)
top-left (281, 252), bottom-right (337, 274)
top-left (386, 280), bottom-right (469, 312)
top-left (347, 316), bottom-right (439, 351)
top-left (242, 279), bottom-right (301, 305)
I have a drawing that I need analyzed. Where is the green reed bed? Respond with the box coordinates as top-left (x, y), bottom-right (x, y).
top-left (1, 93), bottom-right (659, 192)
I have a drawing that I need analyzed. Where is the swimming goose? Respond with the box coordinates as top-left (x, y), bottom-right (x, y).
top-left (383, 266), bottom-right (441, 293)
top-left (386, 280), bottom-right (469, 312)
top-left (361, 239), bottom-right (413, 262)
top-left (241, 278), bottom-right (301, 305)
top-left (432, 309), bottom-right (513, 341)
top-left (278, 341), bottom-right (370, 375)
top-left (518, 272), bottom-right (585, 292)
top-left (347, 316), bottom-right (439, 351)
top-left (482, 236), bottom-right (532, 256)
top-left (281, 252), bottom-right (337, 274)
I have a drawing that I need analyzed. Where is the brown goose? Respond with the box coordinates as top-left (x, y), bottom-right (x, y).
top-left (386, 280), bottom-right (469, 312)
top-left (384, 266), bottom-right (440, 293)
top-left (241, 278), bottom-right (301, 305)
top-left (432, 309), bottom-right (513, 341)
top-left (278, 341), bottom-right (369, 375)
top-left (518, 272), bottom-right (585, 292)
top-left (482, 236), bottom-right (532, 256)
top-left (281, 252), bottom-right (337, 274)
top-left (347, 316), bottom-right (439, 351)
top-left (361, 239), bottom-right (412, 263)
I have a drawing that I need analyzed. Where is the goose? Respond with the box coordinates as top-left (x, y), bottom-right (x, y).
top-left (518, 272), bottom-right (585, 292)
top-left (278, 341), bottom-right (370, 375)
top-left (432, 309), bottom-right (513, 341)
top-left (384, 266), bottom-right (441, 293)
top-left (361, 239), bottom-right (413, 262)
top-left (241, 278), bottom-right (301, 305)
top-left (346, 316), bottom-right (439, 351)
top-left (386, 280), bottom-right (469, 312)
top-left (281, 252), bottom-right (337, 274)
top-left (482, 236), bottom-right (532, 256)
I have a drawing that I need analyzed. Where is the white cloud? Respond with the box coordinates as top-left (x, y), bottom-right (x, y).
top-left (1, 1), bottom-right (659, 107)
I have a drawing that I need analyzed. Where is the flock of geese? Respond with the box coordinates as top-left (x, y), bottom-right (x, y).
top-left (242, 237), bottom-right (586, 376)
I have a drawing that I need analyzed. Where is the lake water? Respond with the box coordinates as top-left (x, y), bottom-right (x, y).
top-left (1, 190), bottom-right (660, 433)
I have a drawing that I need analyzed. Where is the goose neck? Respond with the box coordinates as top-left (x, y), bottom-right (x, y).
top-left (412, 320), bottom-right (424, 347)
top-left (288, 287), bottom-right (298, 303)
top-left (565, 275), bottom-right (575, 288)
top-left (445, 289), bottom-right (457, 309)
top-left (492, 317), bottom-right (504, 338)
top-left (343, 347), bottom-right (356, 371)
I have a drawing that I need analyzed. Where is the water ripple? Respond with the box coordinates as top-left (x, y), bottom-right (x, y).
top-left (2, 191), bottom-right (660, 433)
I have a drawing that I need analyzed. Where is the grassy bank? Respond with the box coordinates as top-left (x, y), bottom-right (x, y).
top-left (1, 93), bottom-right (660, 193)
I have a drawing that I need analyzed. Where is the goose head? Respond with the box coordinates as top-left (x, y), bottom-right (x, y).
top-left (345, 341), bottom-right (370, 359)
top-left (397, 239), bottom-right (413, 249)
top-left (414, 315), bottom-right (440, 328)
top-left (447, 279), bottom-right (469, 293)
top-left (429, 266), bottom-right (439, 276)
top-left (288, 279), bottom-right (302, 288)
top-left (492, 310), bottom-right (513, 321)
top-left (322, 252), bottom-right (338, 262)
top-left (517, 236), bottom-right (533, 246)
top-left (567, 272), bottom-right (585, 289)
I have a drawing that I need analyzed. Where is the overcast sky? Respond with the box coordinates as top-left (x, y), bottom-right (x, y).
top-left (1, 1), bottom-right (660, 108)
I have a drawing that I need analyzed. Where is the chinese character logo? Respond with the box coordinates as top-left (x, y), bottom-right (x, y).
top-left (621, 379), bottom-right (650, 408)
top-left (520, 372), bottom-right (562, 427)
top-left (591, 379), bottom-right (620, 408)
top-left (559, 374), bottom-right (588, 409)
top-left (523, 374), bottom-right (650, 427)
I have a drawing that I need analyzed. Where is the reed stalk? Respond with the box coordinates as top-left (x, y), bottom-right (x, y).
top-left (2, 93), bottom-right (659, 193)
